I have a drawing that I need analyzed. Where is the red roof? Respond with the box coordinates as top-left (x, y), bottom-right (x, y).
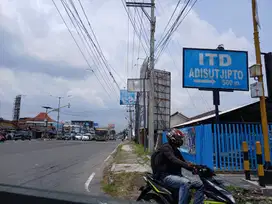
top-left (32, 112), bottom-right (55, 122)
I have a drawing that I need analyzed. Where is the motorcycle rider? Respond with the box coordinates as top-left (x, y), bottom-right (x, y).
top-left (151, 128), bottom-right (204, 204)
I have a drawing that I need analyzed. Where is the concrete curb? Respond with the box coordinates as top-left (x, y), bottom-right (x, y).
top-left (103, 141), bottom-right (125, 170)
top-left (242, 178), bottom-right (272, 196)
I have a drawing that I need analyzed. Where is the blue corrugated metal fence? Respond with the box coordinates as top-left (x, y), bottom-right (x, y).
top-left (162, 123), bottom-right (272, 172)
top-left (213, 123), bottom-right (272, 171)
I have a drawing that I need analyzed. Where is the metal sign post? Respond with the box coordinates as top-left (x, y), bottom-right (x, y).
top-left (182, 46), bottom-right (249, 169)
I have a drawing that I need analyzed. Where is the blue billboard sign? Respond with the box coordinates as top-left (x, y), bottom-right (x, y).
top-left (94, 123), bottom-right (99, 127)
top-left (120, 90), bottom-right (136, 105)
top-left (183, 48), bottom-right (249, 91)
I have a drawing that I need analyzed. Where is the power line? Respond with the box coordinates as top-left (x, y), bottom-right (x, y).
top-left (120, 0), bottom-right (149, 55)
top-left (126, 15), bottom-right (130, 84)
top-left (65, 0), bottom-right (121, 94)
top-left (134, 6), bottom-right (149, 48)
top-left (155, 0), bottom-right (209, 112)
top-left (51, 0), bottom-right (113, 99)
top-left (156, 0), bottom-right (182, 50)
top-left (77, 0), bottom-right (126, 87)
top-left (155, 0), bottom-right (192, 60)
top-left (136, 3), bottom-right (144, 72)
top-left (156, 0), bottom-right (199, 62)
top-left (130, 8), bottom-right (136, 77)
top-left (61, 0), bottom-right (115, 94)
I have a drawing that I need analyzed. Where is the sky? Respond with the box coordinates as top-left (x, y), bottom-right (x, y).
top-left (0, 0), bottom-right (271, 131)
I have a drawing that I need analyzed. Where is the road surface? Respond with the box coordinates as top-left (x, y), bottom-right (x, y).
top-left (0, 139), bottom-right (119, 196)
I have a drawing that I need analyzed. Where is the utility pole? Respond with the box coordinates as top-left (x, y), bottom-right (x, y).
top-left (143, 65), bottom-right (147, 151)
top-left (126, 1), bottom-right (156, 151)
top-left (127, 106), bottom-right (134, 140)
top-left (57, 97), bottom-right (61, 136)
top-left (148, 0), bottom-right (156, 152)
top-left (50, 95), bottom-right (72, 137)
top-left (251, 0), bottom-right (271, 168)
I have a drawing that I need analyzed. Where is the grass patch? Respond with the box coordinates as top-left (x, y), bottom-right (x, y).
top-left (133, 143), bottom-right (150, 165)
top-left (102, 171), bottom-right (145, 199)
top-left (114, 144), bottom-right (126, 163)
top-left (134, 143), bottom-right (149, 157)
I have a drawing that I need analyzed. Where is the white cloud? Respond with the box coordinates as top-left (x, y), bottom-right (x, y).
top-left (0, 0), bottom-right (258, 129)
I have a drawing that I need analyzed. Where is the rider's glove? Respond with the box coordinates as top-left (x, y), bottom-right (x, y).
top-left (192, 167), bottom-right (198, 175)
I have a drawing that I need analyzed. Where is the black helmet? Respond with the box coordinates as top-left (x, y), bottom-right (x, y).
top-left (167, 128), bottom-right (184, 147)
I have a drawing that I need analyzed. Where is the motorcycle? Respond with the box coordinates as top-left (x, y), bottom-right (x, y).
top-left (136, 165), bottom-right (235, 204)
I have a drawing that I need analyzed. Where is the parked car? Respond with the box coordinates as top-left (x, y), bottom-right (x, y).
top-left (64, 133), bottom-right (72, 140)
top-left (6, 131), bottom-right (15, 140)
top-left (13, 131), bottom-right (31, 140)
top-left (56, 134), bottom-right (64, 140)
top-left (81, 134), bottom-right (90, 141)
top-left (75, 133), bottom-right (83, 140)
top-left (84, 133), bottom-right (94, 140)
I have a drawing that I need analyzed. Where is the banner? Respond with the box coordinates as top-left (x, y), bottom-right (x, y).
top-left (179, 127), bottom-right (196, 154)
top-left (108, 124), bottom-right (115, 129)
top-left (120, 90), bottom-right (136, 105)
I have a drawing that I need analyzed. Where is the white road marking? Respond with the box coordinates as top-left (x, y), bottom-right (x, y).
top-left (85, 172), bottom-right (95, 192)
top-left (103, 142), bottom-right (121, 163)
top-left (104, 155), bottom-right (111, 162)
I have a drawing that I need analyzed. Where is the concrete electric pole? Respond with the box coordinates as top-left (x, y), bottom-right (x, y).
top-left (127, 106), bottom-right (134, 140)
top-left (57, 96), bottom-right (61, 136)
top-left (148, 0), bottom-right (156, 152)
top-left (126, 0), bottom-right (156, 152)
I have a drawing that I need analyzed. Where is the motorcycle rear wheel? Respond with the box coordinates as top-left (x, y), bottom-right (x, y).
top-left (139, 192), bottom-right (168, 204)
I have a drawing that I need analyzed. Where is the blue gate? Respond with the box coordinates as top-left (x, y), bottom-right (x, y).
top-left (163, 123), bottom-right (272, 172)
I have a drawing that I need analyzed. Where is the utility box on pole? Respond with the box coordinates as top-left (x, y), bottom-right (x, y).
top-left (250, 82), bottom-right (264, 98)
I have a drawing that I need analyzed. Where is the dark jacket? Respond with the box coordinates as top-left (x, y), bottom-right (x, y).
top-left (151, 143), bottom-right (193, 179)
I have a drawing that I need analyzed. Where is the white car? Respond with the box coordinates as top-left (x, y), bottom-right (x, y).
top-left (81, 134), bottom-right (90, 141)
top-left (87, 133), bottom-right (95, 140)
top-left (75, 134), bottom-right (83, 140)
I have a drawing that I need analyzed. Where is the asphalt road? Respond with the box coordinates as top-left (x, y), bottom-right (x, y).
top-left (0, 139), bottom-right (119, 196)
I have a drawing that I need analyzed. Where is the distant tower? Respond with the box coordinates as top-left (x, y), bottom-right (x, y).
top-left (13, 95), bottom-right (22, 121)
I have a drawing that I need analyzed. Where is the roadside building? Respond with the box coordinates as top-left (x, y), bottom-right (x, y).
top-left (18, 112), bottom-right (57, 138)
top-left (170, 112), bottom-right (189, 128)
top-left (165, 100), bottom-right (272, 173)
top-left (170, 110), bottom-right (217, 128)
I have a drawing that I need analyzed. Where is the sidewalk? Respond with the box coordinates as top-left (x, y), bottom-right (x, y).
top-left (102, 142), bottom-right (151, 199)
top-left (101, 142), bottom-right (272, 203)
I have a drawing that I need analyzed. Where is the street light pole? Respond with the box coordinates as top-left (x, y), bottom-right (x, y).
top-left (50, 95), bottom-right (72, 137)
top-left (57, 97), bottom-right (61, 136)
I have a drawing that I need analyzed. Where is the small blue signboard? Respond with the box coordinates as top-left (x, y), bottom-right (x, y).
top-left (120, 90), bottom-right (136, 105)
top-left (94, 123), bottom-right (99, 127)
top-left (183, 48), bottom-right (249, 91)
